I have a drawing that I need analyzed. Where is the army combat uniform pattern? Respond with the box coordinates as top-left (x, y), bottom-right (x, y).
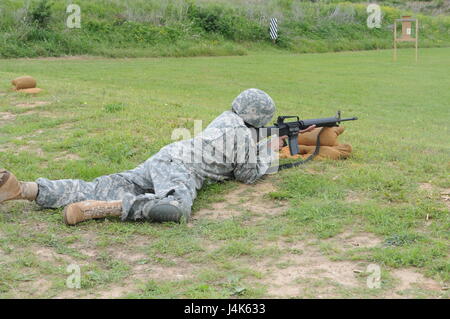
top-left (35, 89), bottom-right (279, 222)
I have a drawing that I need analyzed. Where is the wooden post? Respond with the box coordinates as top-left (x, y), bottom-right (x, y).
top-left (393, 21), bottom-right (397, 61)
top-left (415, 19), bottom-right (419, 62)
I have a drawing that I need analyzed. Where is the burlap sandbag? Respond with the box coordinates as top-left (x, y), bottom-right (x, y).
top-left (279, 143), bottom-right (352, 160)
top-left (279, 126), bottom-right (352, 160)
top-left (298, 126), bottom-right (345, 147)
top-left (18, 88), bottom-right (42, 94)
top-left (11, 76), bottom-right (37, 90)
top-left (299, 144), bottom-right (352, 160)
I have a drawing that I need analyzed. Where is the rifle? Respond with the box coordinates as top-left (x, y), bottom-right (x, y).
top-left (261, 111), bottom-right (358, 156)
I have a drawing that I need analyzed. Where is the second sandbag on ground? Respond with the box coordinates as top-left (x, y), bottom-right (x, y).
top-left (12, 76), bottom-right (37, 90)
top-left (11, 76), bottom-right (42, 94)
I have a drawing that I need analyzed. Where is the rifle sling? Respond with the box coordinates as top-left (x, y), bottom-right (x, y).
top-left (278, 127), bottom-right (325, 171)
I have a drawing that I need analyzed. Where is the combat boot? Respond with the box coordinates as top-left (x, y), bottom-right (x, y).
top-left (0, 169), bottom-right (38, 204)
top-left (63, 200), bottom-right (123, 226)
top-left (146, 201), bottom-right (189, 223)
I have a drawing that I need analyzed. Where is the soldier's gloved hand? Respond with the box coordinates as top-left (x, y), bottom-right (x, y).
top-left (269, 135), bottom-right (288, 151)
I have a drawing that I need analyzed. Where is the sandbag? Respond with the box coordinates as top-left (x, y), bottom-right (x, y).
top-left (279, 125), bottom-right (352, 161)
top-left (279, 143), bottom-right (352, 160)
top-left (298, 126), bottom-right (344, 147)
top-left (17, 88), bottom-right (42, 94)
top-left (299, 144), bottom-right (352, 160)
top-left (12, 76), bottom-right (37, 90)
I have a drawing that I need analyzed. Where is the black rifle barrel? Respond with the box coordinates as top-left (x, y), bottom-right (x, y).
top-left (261, 116), bottom-right (358, 137)
top-left (300, 116), bottom-right (358, 129)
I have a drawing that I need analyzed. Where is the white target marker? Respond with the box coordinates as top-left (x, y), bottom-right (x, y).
top-left (269, 18), bottom-right (278, 41)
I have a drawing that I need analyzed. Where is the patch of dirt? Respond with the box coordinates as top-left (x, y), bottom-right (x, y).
top-left (391, 269), bottom-right (443, 292)
top-left (33, 245), bottom-right (83, 265)
top-left (21, 110), bottom-right (58, 118)
top-left (0, 112), bottom-right (16, 123)
top-left (57, 122), bottom-right (75, 130)
top-left (345, 190), bottom-right (365, 203)
top-left (419, 182), bottom-right (433, 192)
top-left (145, 259), bottom-right (197, 282)
top-left (253, 230), bottom-right (445, 298)
top-left (254, 240), bottom-right (363, 298)
top-left (22, 278), bottom-right (53, 298)
top-left (21, 110), bottom-right (38, 116)
top-left (2, 240), bottom-right (88, 298)
top-left (193, 180), bottom-right (288, 222)
top-left (25, 129), bottom-right (45, 138)
top-left (253, 237), bottom-right (445, 298)
top-left (1, 142), bottom-right (45, 157)
top-left (419, 183), bottom-right (450, 211)
top-left (55, 242), bottom-right (199, 299)
top-left (2, 258), bottom-right (54, 298)
top-left (55, 152), bottom-right (82, 161)
top-left (325, 229), bottom-right (382, 250)
top-left (17, 145), bottom-right (45, 157)
top-left (51, 231), bottom-right (199, 298)
top-left (110, 238), bottom-right (198, 284)
top-left (67, 230), bottom-right (100, 255)
top-left (14, 101), bottom-right (50, 108)
top-left (440, 188), bottom-right (450, 210)
top-left (6, 128), bottom-right (45, 142)
top-left (34, 247), bottom-right (57, 261)
top-left (83, 285), bottom-right (134, 299)
top-left (59, 262), bottom-right (177, 299)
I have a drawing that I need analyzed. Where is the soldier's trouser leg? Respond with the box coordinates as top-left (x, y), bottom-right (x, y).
top-left (35, 172), bottom-right (149, 209)
top-left (121, 157), bottom-right (200, 223)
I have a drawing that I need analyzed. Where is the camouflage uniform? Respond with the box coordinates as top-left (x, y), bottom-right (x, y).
top-left (35, 89), bottom-right (278, 222)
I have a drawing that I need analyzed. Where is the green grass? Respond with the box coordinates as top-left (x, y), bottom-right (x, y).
top-left (0, 47), bottom-right (449, 298)
top-left (0, 0), bottom-right (449, 58)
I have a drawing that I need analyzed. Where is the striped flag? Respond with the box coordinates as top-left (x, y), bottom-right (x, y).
top-left (269, 18), bottom-right (278, 41)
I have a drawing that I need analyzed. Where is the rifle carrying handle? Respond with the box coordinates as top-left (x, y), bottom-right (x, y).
top-left (288, 135), bottom-right (299, 156)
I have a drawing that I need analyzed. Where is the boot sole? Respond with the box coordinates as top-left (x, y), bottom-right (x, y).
top-left (0, 170), bottom-right (21, 204)
top-left (0, 170), bottom-right (11, 187)
top-left (63, 205), bottom-right (75, 226)
top-left (148, 203), bottom-right (188, 223)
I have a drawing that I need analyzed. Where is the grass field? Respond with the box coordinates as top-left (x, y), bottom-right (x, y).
top-left (2, 0), bottom-right (450, 58)
top-left (0, 47), bottom-right (449, 298)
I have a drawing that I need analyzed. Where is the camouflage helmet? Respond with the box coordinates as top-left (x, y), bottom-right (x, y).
top-left (232, 88), bottom-right (275, 128)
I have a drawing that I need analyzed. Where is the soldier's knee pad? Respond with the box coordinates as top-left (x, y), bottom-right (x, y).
top-left (147, 202), bottom-right (190, 223)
